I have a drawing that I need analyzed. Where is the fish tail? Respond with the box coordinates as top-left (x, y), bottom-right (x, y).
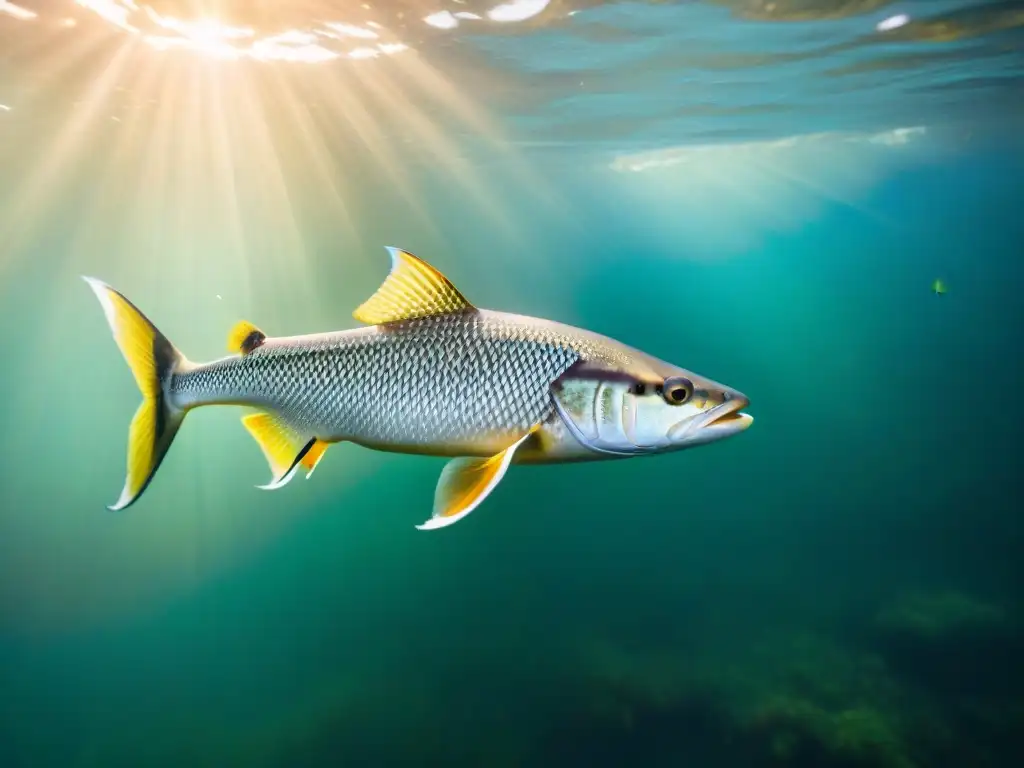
top-left (82, 277), bottom-right (191, 511)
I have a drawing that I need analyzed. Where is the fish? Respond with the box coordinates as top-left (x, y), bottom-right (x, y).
top-left (932, 278), bottom-right (947, 296)
top-left (83, 247), bottom-right (753, 530)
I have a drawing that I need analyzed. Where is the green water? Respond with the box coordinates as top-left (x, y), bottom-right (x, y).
top-left (2, 1), bottom-right (1024, 766)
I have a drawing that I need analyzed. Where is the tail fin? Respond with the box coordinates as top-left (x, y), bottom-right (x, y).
top-left (82, 277), bottom-right (189, 511)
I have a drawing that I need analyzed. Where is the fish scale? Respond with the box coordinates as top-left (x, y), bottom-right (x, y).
top-left (169, 311), bottom-right (584, 450)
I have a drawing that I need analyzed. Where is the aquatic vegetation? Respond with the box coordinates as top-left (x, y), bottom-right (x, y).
top-left (560, 592), bottom-right (1021, 766)
top-left (570, 629), bottom-right (928, 766)
top-left (747, 698), bottom-right (915, 767)
top-left (875, 590), bottom-right (1007, 641)
top-left (576, 638), bottom-right (710, 724)
top-left (730, 632), bottom-right (920, 767)
top-left (872, 589), bottom-right (1018, 709)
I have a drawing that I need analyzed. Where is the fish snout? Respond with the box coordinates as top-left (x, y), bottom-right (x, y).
top-left (667, 387), bottom-right (752, 444)
top-left (701, 389), bottom-right (753, 435)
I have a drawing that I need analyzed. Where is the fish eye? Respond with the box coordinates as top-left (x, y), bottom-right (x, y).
top-left (662, 376), bottom-right (693, 405)
top-left (633, 382), bottom-right (646, 396)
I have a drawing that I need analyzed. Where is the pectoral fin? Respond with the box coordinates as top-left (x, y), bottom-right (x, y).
top-left (416, 431), bottom-right (534, 531)
top-left (242, 413), bottom-right (329, 490)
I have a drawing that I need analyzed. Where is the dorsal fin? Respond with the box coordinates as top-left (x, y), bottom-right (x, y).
top-left (352, 246), bottom-right (475, 326)
top-left (227, 321), bottom-right (266, 355)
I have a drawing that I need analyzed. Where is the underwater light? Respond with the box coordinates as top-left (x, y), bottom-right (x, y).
top-left (877, 14), bottom-right (911, 32)
top-left (606, 126), bottom-right (935, 258)
top-left (424, 11), bottom-right (460, 30)
top-left (488, 0), bottom-right (552, 23)
top-left (0, 1), bottom-right (35, 21)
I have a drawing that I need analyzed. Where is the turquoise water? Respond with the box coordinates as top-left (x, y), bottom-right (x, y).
top-left (2, 1), bottom-right (1023, 766)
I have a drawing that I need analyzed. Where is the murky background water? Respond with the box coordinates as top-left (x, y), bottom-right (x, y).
top-left (1, 1), bottom-right (1022, 766)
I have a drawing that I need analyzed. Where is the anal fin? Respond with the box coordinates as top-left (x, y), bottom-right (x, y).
top-left (416, 430), bottom-right (534, 531)
top-left (301, 439), bottom-right (330, 479)
top-left (242, 413), bottom-right (329, 490)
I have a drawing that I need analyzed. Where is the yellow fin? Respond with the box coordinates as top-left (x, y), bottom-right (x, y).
top-left (241, 413), bottom-right (314, 490)
top-left (416, 431), bottom-right (534, 531)
top-left (82, 276), bottom-right (187, 511)
top-left (300, 439), bottom-right (330, 479)
top-left (227, 320), bottom-right (266, 355)
top-left (352, 246), bottom-right (474, 326)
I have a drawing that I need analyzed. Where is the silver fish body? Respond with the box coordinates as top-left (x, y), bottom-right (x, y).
top-left (170, 310), bottom-right (587, 458)
top-left (84, 246), bottom-right (753, 528)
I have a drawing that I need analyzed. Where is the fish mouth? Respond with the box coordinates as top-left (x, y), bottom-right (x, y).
top-left (705, 410), bottom-right (754, 431)
top-left (699, 393), bottom-right (753, 433)
top-left (665, 391), bottom-right (753, 443)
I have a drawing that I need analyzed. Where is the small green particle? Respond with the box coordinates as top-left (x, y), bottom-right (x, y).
top-left (931, 279), bottom-right (946, 296)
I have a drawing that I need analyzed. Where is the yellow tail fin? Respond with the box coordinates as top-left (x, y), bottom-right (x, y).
top-left (83, 277), bottom-right (188, 511)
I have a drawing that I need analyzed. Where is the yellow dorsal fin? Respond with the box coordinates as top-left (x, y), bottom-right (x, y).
top-left (241, 413), bottom-right (315, 490)
top-left (352, 246), bottom-right (475, 326)
top-left (415, 429), bottom-right (535, 531)
top-left (227, 321), bottom-right (266, 355)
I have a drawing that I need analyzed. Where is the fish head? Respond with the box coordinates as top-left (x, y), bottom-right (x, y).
top-left (551, 354), bottom-right (752, 457)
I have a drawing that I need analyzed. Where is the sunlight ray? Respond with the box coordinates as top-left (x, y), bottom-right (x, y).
top-left (0, 38), bottom-right (143, 272)
top-left (262, 66), bottom-right (437, 254)
top-left (350, 56), bottom-right (519, 241)
top-left (383, 46), bottom-right (569, 214)
top-left (0, 1), bottom-right (570, 297)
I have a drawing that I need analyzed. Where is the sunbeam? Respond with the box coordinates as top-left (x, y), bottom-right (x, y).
top-left (1, 0), bottom-right (569, 305)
